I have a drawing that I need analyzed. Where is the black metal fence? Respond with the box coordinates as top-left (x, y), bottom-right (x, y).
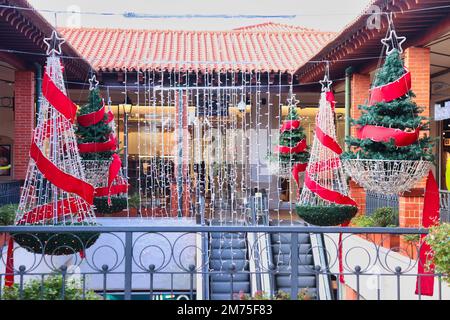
top-left (0, 225), bottom-right (446, 301)
top-left (0, 181), bottom-right (21, 206)
top-left (365, 191), bottom-right (399, 215)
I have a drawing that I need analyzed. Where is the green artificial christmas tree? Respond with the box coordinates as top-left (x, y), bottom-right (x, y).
top-left (76, 88), bottom-right (128, 214)
top-left (76, 88), bottom-right (114, 161)
top-left (278, 106), bottom-right (310, 164)
top-left (342, 50), bottom-right (434, 162)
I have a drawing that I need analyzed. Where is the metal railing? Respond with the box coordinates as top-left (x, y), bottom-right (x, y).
top-left (365, 191), bottom-right (399, 215)
top-left (0, 181), bottom-right (21, 206)
top-left (439, 190), bottom-right (450, 223)
top-left (0, 225), bottom-right (446, 300)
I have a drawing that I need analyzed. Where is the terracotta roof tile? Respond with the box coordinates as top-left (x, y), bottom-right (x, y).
top-left (59, 25), bottom-right (335, 73)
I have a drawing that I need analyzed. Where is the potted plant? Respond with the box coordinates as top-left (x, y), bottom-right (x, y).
top-left (0, 203), bottom-right (17, 247)
top-left (425, 223), bottom-right (449, 284)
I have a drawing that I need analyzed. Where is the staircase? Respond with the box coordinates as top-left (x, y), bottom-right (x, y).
top-left (270, 222), bottom-right (317, 299)
top-left (209, 223), bottom-right (251, 300)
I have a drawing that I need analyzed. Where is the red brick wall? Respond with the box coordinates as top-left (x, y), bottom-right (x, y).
top-left (13, 70), bottom-right (35, 180)
top-left (349, 180), bottom-right (366, 215)
top-left (350, 73), bottom-right (371, 137)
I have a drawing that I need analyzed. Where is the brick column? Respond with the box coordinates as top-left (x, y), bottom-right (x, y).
top-left (348, 73), bottom-right (370, 214)
top-left (13, 70), bottom-right (35, 180)
top-left (349, 180), bottom-right (366, 215)
top-left (350, 73), bottom-right (370, 137)
top-left (398, 47), bottom-right (431, 232)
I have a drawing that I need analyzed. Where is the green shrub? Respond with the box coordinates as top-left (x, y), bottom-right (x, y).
top-left (0, 203), bottom-right (18, 226)
top-left (425, 223), bottom-right (450, 283)
top-left (2, 274), bottom-right (100, 300)
top-left (296, 204), bottom-right (358, 226)
top-left (351, 215), bottom-right (375, 227)
top-left (371, 207), bottom-right (398, 227)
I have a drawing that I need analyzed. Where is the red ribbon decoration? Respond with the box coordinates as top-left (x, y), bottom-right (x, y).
top-left (415, 171), bottom-right (440, 296)
top-left (291, 162), bottom-right (307, 187)
top-left (369, 69), bottom-right (411, 105)
top-left (5, 237), bottom-right (14, 287)
top-left (277, 139), bottom-right (307, 154)
top-left (77, 105), bottom-right (106, 127)
top-left (78, 135), bottom-right (117, 154)
top-left (280, 120), bottom-right (301, 133)
top-left (30, 142), bottom-right (94, 205)
top-left (326, 91), bottom-right (336, 111)
top-left (315, 126), bottom-right (343, 155)
top-left (17, 197), bottom-right (90, 225)
top-left (304, 172), bottom-right (357, 207)
top-left (95, 184), bottom-right (129, 197)
top-left (42, 72), bottom-right (77, 124)
top-left (357, 125), bottom-right (420, 147)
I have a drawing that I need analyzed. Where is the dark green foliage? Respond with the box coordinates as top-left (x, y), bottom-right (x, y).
top-left (94, 196), bottom-right (127, 214)
top-left (75, 88), bottom-right (114, 160)
top-left (371, 207), bottom-right (398, 227)
top-left (0, 203), bottom-right (17, 226)
top-left (342, 50), bottom-right (434, 162)
top-left (13, 222), bottom-right (100, 255)
top-left (279, 107), bottom-right (310, 163)
top-left (3, 274), bottom-right (100, 300)
top-left (296, 204), bottom-right (358, 226)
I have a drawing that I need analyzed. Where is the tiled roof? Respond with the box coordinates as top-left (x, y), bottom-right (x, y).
top-left (233, 22), bottom-right (318, 33)
top-left (59, 26), bottom-right (335, 73)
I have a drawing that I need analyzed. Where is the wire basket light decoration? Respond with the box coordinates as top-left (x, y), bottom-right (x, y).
top-left (342, 14), bottom-right (434, 195)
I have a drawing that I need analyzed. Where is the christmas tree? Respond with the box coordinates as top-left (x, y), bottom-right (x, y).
top-left (76, 85), bottom-right (128, 214)
top-left (278, 106), bottom-right (309, 165)
top-left (11, 32), bottom-right (98, 257)
top-left (342, 49), bottom-right (434, 161)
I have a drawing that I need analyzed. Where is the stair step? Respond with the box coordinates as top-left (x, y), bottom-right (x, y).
top-left (210, 259), bottom-right (248, 271)
top-left (271, 233), bottom-right (311, 244)
top-left (272, 254), bottom-right (314, 266)
top-left (211, 239), bottom-right (247, 249)
top-left (211, 281), bottom-right (250, 293)
top-left (210, 273), bottom-right (249, 282)
top-left (275, 265), bottom-right (316, 275)
top-left (271, 243), bottom-right (312, 255)
top-left (211, 249), bottom-right (247, 260)
top-left (210, 232), bottom-right (246, 239)
top-left (210, 293), bottom-right (237, 300)
top-left (276, 276), bottom-right (316, 288)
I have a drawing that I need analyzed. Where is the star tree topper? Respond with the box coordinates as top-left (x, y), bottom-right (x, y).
top-left (381, 29), bottom-right (406, 56)
top-left (43, 30), bottom-right (65, 56)
top-left (89, 74), bottom-right (99, 91)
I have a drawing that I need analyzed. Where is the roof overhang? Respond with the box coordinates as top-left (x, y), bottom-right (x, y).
top-left (295, 0), bottom-right (450, 84)
top-left (0, 0), bottom-right (92, 80)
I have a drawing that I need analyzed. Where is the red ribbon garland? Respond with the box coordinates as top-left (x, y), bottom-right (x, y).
top-left (291, 162), bottom-right (308, 187)
top-left (315, 126), bottom-right (343, 155)
top-left (280, 120), bottom-right (301, 133)
top-left (357, 125), bottom-right (420, 147)
top-left (17, 197), bottom-right (90, 225)
top-left (77, 105), bottom-right (106, 127)
top-left (5, 237), bottom-right (14, 287)
top-left (77, 99), bottom-right (114, 127)
top-left (30, 142), bottom-right (94, 205)
top-left (42, 72), bottom-right (77, 124)
top-left (369, 69), bottom-right (411, 105)
top-left (78, 135), bottom-right (117, 153)
top-left (415, 171), bottom-right (439, 296)
top-left (277, 139), bottom-right (307, 154)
